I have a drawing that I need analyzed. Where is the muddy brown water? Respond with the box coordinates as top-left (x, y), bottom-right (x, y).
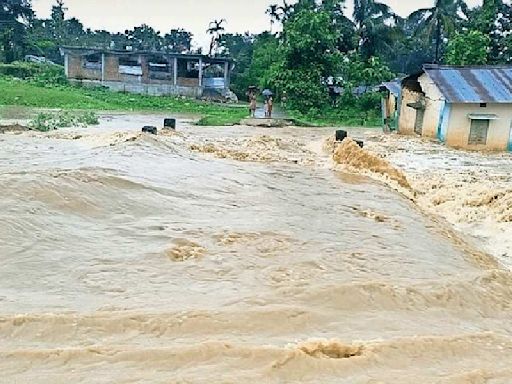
top-left (1, 115), bottom-right (512, 383)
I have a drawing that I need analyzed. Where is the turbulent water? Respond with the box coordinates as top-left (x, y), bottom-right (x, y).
top-left (1, 115), bottom-right (512, 383)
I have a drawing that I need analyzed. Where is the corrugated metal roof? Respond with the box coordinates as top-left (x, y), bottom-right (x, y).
top-left (424, 64), bottom-right (512, 103)
top-left (380, 81), bottom-right (401, 97)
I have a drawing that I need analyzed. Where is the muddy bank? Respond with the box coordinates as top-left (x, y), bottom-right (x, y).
top-left (0, 123), bottom-right (30, 133)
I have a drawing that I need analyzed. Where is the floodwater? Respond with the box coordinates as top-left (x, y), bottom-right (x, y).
top-left (1, 115), bottom-right (512, 383)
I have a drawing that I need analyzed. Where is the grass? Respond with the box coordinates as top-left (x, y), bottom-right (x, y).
top-left (0, 77), bottom-right (248, 126)
top-left (288, 110), bottom-right (381, 128)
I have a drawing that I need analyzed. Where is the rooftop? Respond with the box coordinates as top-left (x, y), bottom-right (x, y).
top-left (423, 64), bottom-right (512, 104)
top-left (60, 46), bottom-right (233, 63)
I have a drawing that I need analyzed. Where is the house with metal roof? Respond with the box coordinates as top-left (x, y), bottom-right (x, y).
top-left (398, 64), bottom-right (512, 151)
top-left (60, 47), bottom-right (234, 100)
top-left (379, 80), bottom-right (401, 133)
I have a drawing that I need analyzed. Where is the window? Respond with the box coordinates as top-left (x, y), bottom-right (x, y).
top-left (480, 103), bottom-right (487, 108)
top-left (83, 54), bottom-right (102, 70)
top-left (469, 119), bottom-right (489, 145)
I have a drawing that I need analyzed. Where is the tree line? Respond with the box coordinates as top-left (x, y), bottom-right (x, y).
top-left (1, 0), bottom-right (511, 116)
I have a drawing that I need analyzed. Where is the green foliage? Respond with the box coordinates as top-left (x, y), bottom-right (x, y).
top-left (218, 33), bottom-right (255, 98)
top-left (353, 0), bottom-right (397, 59)
top-left (408, 0), bottom-right (469, 62)
top-left (0, 0), bottom-right (33, 62)
top-left (0, 62), bottom-right (68, 85)
top-left (340, 54), bottom-right (394, 86)
top-left (196, 108), bottom-right (247, 126)
top-left (445, 31), bottom-right (490, 65)
top-left (289, 92), bottom-right (382, 127)
top-left (29, 110), bottom-right (99, 132)
top-left (270, 9), bottom-right (341, 113)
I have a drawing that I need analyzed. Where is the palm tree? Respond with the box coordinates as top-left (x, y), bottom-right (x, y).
top-left (266, 4), bottom-right (280, 33)
top-left (207, 19), bottom-right (226, 56)
top-left (353, 0), bottom-right (397, 59)
top-left (408, 0), bottom-right (468, 63)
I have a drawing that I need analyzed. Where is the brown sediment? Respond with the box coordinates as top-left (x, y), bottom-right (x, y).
top-left (165, 239), bottom-right (207, 262)
top-left (332, 138), bottom-right (411, 190)
top-left (0, 123), bottom-right (30, 133)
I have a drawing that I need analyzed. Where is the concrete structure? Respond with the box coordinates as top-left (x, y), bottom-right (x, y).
top-left (399, 64), bottom-right (512, 151)
top-left (379, 80), bottom-right (401, 133)
top-left (60, 47), bottom-right (233, 99)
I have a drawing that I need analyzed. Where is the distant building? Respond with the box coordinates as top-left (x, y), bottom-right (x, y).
top-left (379, 80), bottom-right (401, 133)
top-left (60, 47), bottom-right (233, 99)
top-left (399, 64), bottom-right (512, 151)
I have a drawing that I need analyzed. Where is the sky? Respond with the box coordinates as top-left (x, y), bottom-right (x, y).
top-left (32, 0), bottom-right (482, 49)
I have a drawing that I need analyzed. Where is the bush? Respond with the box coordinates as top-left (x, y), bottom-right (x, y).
top-left (0, 62), bottom-right (67, 86)
top-left (29, 110), bottom-right (99, 132)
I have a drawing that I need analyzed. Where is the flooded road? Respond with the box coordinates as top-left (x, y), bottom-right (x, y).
top-left (1, 115), bottom-right (512, 383)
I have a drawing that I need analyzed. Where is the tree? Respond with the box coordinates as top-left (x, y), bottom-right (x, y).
top-left (0, 0), bottom-right (34, 62)
top-left (163, 29), bottom-right (192, 53)
top-left (125, 24), bottom-right (162, 51)
top-left (445, 30), bottom-right (490, 65)
top-left (353, 0), bottom-right (397, 59)
top-left (217, 32), bottom-right (255, 97)
top-left (408, 0), bottom-right (468, 63)
top-left (206, 19), bottom-right (226, 56)
top-left (271, 8), bottom-right (342, 113)
top-left (466, 0), bottom-right (511, 63)
top-left (266, 4), bottom-right (280, 33)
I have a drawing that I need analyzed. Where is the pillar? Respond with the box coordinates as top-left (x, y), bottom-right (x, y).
top-left (101, 53), bottom-right (105, 82)
top-left (224, 61), bottom-right (230, 89)
top-left (198, 58), bottom-right (203, 87)
top-left (173, 57), bottom-right (178, 86)
top-left (140, 55), bottom-right (149, 84)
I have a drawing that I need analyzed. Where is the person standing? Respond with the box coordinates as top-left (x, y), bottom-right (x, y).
top-left (267, 96), bottom-right (273, 118)
top-left (249, 92), bottom-right (257, 118)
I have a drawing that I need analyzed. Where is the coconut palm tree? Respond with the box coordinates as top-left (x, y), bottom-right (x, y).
top-left (207, 19), bottom-right (226, 56)
top-left (353, 0), bottom-right (397, 59)
top-left (408, 0), bottom-right (469, 63)
top-left (266, 4), bottom-right (280, 33)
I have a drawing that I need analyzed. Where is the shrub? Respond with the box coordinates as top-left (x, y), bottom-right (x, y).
top-left (0, 62), bottom-right (67, 86)
top-left (29, 110), bottom-right (99, 132)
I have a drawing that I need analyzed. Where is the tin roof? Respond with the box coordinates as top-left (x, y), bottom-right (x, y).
top-left (424, 64), bottom-right (512, 104)
top-left (60, 46), bottom-right (233, 63)
top-left (380, 80), bottom-right (401, 97)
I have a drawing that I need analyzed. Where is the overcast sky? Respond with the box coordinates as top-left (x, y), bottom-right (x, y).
top-left (31, 0), bottom-right (482, 49)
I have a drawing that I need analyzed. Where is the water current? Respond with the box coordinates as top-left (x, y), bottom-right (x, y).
top-left (1, 115), bottom-right (511, 383)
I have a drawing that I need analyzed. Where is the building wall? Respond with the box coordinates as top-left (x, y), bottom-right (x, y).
top-left (103, 55), bottom-right (120, 82)
top-left (67, 55), bottom-right (101, 81)
top-left (399, 87), bottom-right (421, 135)
top-left (446, 103), bottom-right (512, 151)
top-left (72, 79), bottom-right (203, 98)
top-left (418, 73), bottom-right (444, 138)
top-left (64, 52), bottom-right (230, 99)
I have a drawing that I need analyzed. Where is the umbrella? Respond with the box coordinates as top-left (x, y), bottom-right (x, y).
top-left (262, 89), bottom-right (273, 97)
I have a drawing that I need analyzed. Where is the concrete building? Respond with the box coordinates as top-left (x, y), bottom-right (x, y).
top-left (60, 47), bottom-right (234, 99)
top-left (399, 64), bottom-right (512, 151)
top-left (379, 80), bottom-right (401, 133)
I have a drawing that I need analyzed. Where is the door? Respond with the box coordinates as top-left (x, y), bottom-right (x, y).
top-left (414, 108), bottom-right (425, 135)
top-left (468, 119), bottom-right (489, 145)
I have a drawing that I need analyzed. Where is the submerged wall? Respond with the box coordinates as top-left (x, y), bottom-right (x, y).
top-left (418, 73), bottom-right (444, 139)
